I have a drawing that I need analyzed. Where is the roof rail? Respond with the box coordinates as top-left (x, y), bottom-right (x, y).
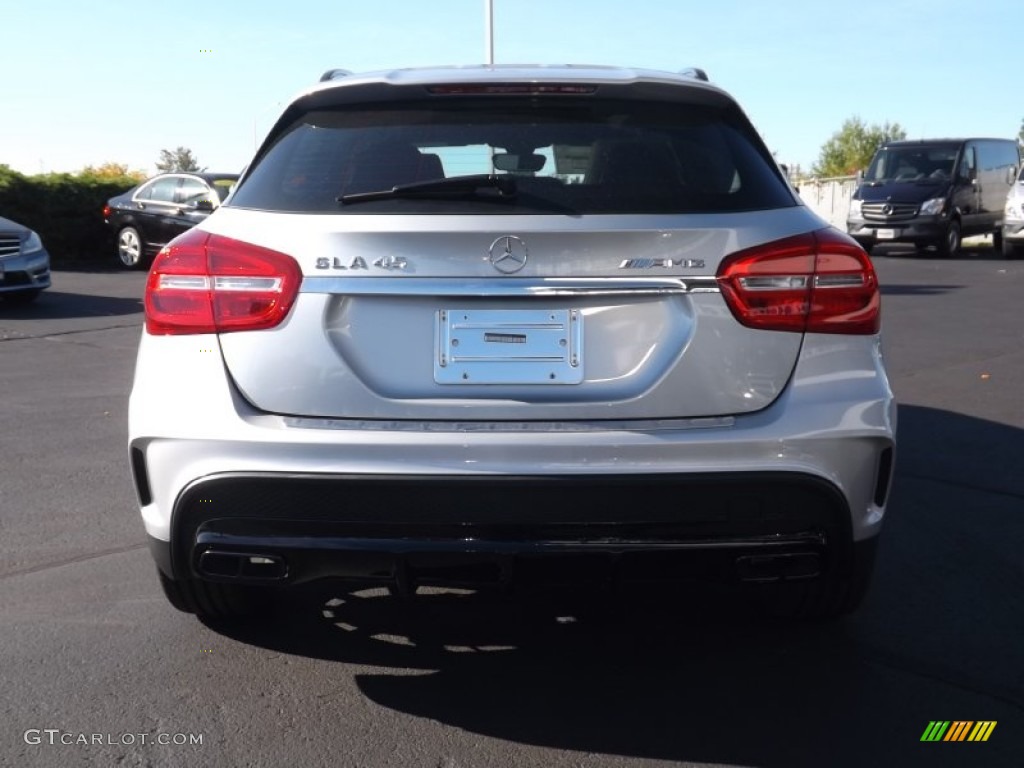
top-left (679, 67), bottom-right (709, 82)
top-left (319, 69), bottom-right (353, 83)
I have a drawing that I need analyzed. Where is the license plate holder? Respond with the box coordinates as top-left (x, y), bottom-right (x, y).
top-left (875, 228), bottom-right (898, 240)
top-left (435, 308), bottom-right (583, 385)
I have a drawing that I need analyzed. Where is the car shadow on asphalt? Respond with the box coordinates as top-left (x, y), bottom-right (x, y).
top-left (872, 243), bottom-right (1012, 262)
top-left (879, 283), bottom-right (965, 295)
top-left (207, 404), bottom-right (1024, 767)
top-left (0, 290), bottom-right (142, 319)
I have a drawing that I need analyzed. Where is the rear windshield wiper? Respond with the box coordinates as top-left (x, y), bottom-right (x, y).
top-left (338, 174), bottom-right (517, 205)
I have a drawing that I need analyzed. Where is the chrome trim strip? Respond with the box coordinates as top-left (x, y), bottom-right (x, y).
top-left (195, 531), bottom-right (825, 554)
top-left (300, 276), bottom-right (720, 296)
top-left (281, 415), bottom-right (736, 432)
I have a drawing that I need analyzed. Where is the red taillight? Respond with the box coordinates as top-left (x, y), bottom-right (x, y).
top-left (144, 230), bottom-right (301, 335)
top-left (102, 204), bottom-right (111, 219)
top-left (716, 228), bottom-right (880, 334)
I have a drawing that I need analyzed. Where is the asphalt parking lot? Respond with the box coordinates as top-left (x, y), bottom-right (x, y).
top-left (1, 247), bottom-right (1022, 767)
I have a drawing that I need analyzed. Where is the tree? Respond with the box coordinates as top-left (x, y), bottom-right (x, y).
top-left (79, 162), bottom-right (147, 182)
top-left (156, 146), bottom-right (204, 173)
top-left (1018, 117), bottom-right (1024, 145)
top-left (812, 117), bottom-right (906, 178)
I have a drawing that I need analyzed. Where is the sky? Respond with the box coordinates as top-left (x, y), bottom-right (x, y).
top-left (2, 0), bottom-right (1020, 177)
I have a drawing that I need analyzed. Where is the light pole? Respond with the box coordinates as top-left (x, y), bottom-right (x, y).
top-left (485, 0), bottom-right (494, 65)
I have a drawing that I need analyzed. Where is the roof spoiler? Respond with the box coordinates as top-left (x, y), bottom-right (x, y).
top-left (679, 67), bottom-right (709, 82)
top-left (319, 69), bottom-right (353, 82)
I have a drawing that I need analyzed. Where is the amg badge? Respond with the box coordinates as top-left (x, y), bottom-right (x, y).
top-left (619, 258), bottom-right (705, 269)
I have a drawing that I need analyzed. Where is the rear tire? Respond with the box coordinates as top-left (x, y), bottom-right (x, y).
top-left (935, 220), bottom-right (960, 258)
top-left (157, 569), bottom-right (266, 622)
top-left (117, 226), bottom-right (146, 269)
top-left (991, 229), bottom-right (1002, 251)
top-left (753, 537), bottom-right (878, 620)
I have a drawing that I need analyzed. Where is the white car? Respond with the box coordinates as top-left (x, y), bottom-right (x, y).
top-left (1002, 164), bottom-right (1024, 258)
top-left (129, 65), bottom-right (896, 622)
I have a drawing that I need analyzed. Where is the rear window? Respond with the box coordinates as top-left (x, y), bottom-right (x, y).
top-left (211, 178), bottom-right (237, 202)
top-left (229, 98), bottom-right (794, 214)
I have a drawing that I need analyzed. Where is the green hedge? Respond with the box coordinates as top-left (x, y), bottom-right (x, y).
top-left (0, 166), bottom-right (139, 267)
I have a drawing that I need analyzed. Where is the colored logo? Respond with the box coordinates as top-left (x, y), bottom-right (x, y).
top-left (920, 721), bottom-right (996, 742)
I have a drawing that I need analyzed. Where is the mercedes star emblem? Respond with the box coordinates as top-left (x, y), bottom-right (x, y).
top-left (488, 235), bottom-right (528, 274)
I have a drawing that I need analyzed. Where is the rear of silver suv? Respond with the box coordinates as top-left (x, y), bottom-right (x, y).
top-left (129, 65), bottom-right (895, 621)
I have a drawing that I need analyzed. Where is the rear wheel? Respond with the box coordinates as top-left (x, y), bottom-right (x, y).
top-left (991, 229), bottom-right (1003, 251)
top-left (157, 569), bottom-right (267, 622)
top-left (935, 220), bottom-right (960, 258)
top-left (117, 226), bottom-right (146, 269)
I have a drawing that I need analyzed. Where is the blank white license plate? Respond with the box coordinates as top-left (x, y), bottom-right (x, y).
top-left (435, 308), bottom-right (583, 385)
top-left (875, 229), bottom-right (898, 240)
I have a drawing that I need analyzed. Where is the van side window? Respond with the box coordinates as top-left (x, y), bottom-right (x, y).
top-left (978, 139), bottom-right (1020, 176)
top-left (959, 146), bottom-right (976, 179)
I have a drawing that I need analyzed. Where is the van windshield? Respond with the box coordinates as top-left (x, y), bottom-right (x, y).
top-left (865, 146), bottom-right (958, 183)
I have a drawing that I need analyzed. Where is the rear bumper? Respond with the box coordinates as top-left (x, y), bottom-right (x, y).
top-left (153, 471), bottom-right (868, 589)
top-left (131, 329), bottom-right (896, 591)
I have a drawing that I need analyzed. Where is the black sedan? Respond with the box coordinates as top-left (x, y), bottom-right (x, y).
top-left (103, 172), bottom-right (239, 268)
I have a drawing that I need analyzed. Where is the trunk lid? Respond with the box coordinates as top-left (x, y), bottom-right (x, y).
top-left (211, 207), bottom-right (819, 421)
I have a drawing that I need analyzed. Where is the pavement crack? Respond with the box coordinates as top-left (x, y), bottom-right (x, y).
top-left (898, 471), bottom-right (1024, 502)
top-left (0, 322), bottom-right (141, 343)
top-left (864, 646), bottom-right (1024, 712)
top-left (0, 542), bottom-right (148, 581)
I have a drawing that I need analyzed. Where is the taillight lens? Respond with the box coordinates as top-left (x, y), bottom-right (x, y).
top-left (145, 230), bottom-right (301, 335)
top-left (716, 228), bottom-right (880, 334)
top-left (102, 204), bottom-right (111, 218)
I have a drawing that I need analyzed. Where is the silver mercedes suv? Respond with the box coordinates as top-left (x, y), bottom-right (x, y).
top-left (129, 65), bottom-right (895, 622)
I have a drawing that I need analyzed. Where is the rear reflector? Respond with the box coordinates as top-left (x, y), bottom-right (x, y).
top-left (144, 230), bottom-right (301, 335)
top-left (716, 228), bottom-right (880, 334)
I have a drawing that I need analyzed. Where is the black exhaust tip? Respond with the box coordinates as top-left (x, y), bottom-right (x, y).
top-left (197, 550), bottom-right (288, 581)
top-left (735, 552), bottom-right (820, 582)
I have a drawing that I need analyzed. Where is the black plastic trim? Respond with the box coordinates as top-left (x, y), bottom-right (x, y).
top-left (130, 447), bottom-right (153, 507)
top-left (873, 447), bottom-right (894, 507)
top-left (168, 471), bottom-right (854, 587)
top-left (148, 534), bottom-right (173, 578)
